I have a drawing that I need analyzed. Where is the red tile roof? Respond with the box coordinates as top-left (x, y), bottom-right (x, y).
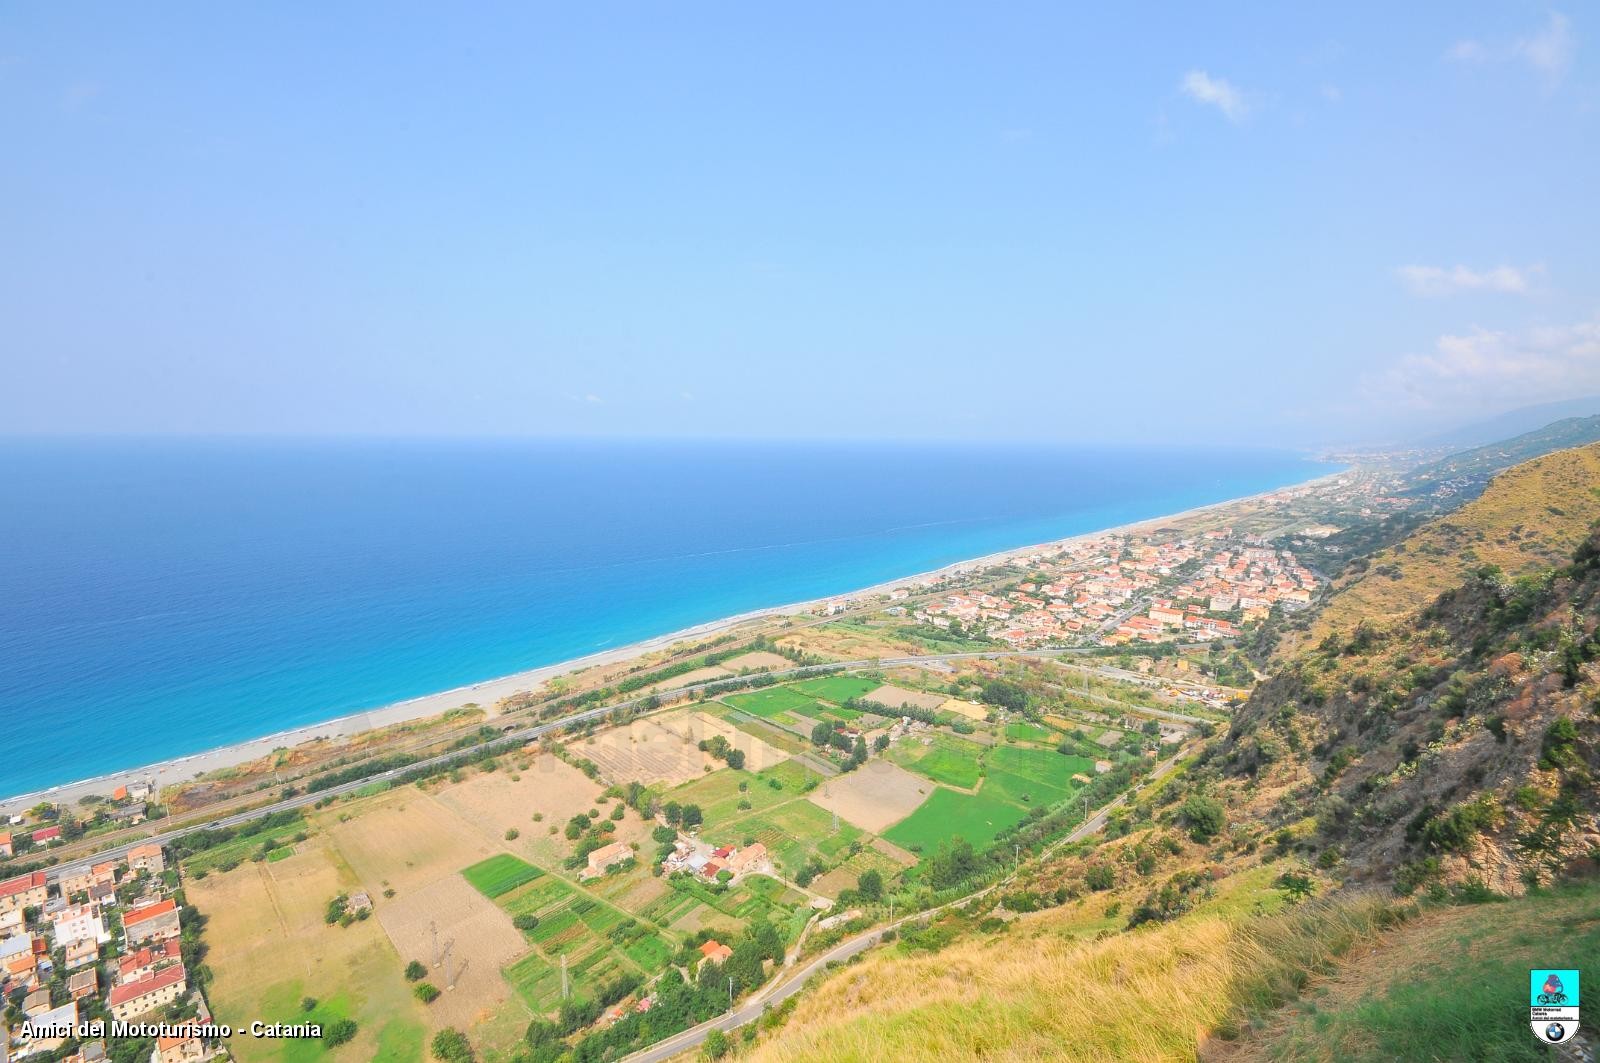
top-left (123, 899), bottom-right (178, 927)
top-left (108, 964), bottom-right (186, 1008)
top-left (0, 872), bottom-right (47, 898)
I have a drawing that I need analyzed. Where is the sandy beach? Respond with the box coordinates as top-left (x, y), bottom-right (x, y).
top-left (0, 472), bottom-right (1335, 816)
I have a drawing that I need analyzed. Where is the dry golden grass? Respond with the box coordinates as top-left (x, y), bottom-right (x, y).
top-left (1309, 443), bottom-right (1600, 645)
top-left (747, 895), bottom-right (1400, 1063)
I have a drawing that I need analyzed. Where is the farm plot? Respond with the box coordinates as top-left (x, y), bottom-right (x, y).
top-left (805, 760), bottom-right (932, 833)
top-left (191, 838), bottom-right (428, 1063)
top-left (576, 712), bottom-right (718, 786)
top-left (464, 854), bottom-right (543, 898)
top-left (812, 846), bottom-right (911, 899)
top-left (940, 698), bottom-right (990, 721)
top-left (789, 675), bottom-right (878, 704)
top-left (861, 684), bottom-right (949, 713)
top-left (323, 789), bottom-right (496, 894)
top-left (702, 799), bottom-right (862, 877)
top-left (991, 745), bottom-right (1095, 790)
top-left (882, 788), bottom-right (1028, 853)
top-left (719, 651), bottom-right (792, 672)
top-left (646, 665), bottom-right (731, 693)
top-left (377, 872), bottom-right (529, 1030)
top-left (715, 710), bottom-right (812, 755)
top-left (1004, 721), bottom-right (1058, 744)
top-left (722, 686), bottom-right (826, 720)
top-left (426, 753), bottom-right (601, 861)
top-left (887, 734), bottom-right (985, 790)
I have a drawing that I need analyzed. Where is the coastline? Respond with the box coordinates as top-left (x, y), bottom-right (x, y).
top-left (0, 470), bottom-right (1339, 814)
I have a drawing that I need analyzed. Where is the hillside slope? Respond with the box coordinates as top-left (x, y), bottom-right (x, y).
top-left (739, 445), bottom-right (1600, 1062)
top-left (1305, 442), bottom-right (1600, 647)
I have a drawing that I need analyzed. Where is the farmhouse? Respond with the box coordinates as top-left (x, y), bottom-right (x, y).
top-left (31, 826), bottom-right (62, 846)
top-left (725, 843), bottom-right (769, 875)
top-left (697, 939), bottom-right (732, 966)
top-left (0, 872), bottom-right (48, 915)
top-left (581, 841), bottom-right (632, 880)
top-left (108, 964), bottom-right (187, 1021)
top-left (123, 899), bottom-right (181, 945)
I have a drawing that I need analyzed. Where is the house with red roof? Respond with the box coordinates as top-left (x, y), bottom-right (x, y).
top-left (108, 964), bottom-right (186, 1021)
top-left (123, 899), bottom-right (181, 945)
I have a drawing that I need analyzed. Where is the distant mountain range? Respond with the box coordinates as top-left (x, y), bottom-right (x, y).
top-left (1417, 396), bottom-right (1600, 449)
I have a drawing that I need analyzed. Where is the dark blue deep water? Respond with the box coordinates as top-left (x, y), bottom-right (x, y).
top-left (0, 439), bottom-right (1328, 795)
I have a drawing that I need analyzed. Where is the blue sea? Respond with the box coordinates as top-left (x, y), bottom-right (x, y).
top-left (0, 439), bottom-right (1328, 797)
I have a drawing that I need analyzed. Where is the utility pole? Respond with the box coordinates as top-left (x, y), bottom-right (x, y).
top-left (728, 976), bottom-right (734, 1011)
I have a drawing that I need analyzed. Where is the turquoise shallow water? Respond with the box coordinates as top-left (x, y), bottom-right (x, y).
top-left (0, 438), bottom-right (1329, 795)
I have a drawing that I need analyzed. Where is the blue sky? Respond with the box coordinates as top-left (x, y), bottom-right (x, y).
top-left (3, 3), bottom-right (1596, 446)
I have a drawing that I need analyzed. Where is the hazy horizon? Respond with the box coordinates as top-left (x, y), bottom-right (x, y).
top-left (5, 3), bottom-right (1596, 447)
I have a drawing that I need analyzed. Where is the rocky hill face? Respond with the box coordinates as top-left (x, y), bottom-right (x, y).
top-left (1217, 444), bottom-right (1600, 895)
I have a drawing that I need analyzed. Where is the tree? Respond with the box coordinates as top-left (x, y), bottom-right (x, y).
top-left (725, 748), bottom-right (746, 770)
top-left (925, 838), bottom-right (980, 889)
top-left (1275, 872), bottom-right (1315, 903)
top-left (512, 913), bottom-right (540, 931)
top-left (404, 960), bottom-right (427, 982)
top-left (856, 869), bottom-right (883, 902)
top-left (324, 1019), bottom-right (358, 1047)
top-left (432, 1028), bottom-right (475, 1062)
top-left (1085, 863), bottom-right (1115, 891)
top-left (873, 733), bottom-right (890, 753)
top-left (703, 1029), bottom-right (730, 1060)
top-left (1179, 795), bottom-right (1225, 842)
top-left (664, 802), bottom-right (683, 826)
top-left (680, 804), bottom-right (704, 829)
top-left (810, 722), bottom-right (835, 746)
top-left (414, 982), bottom-right (441, 1003)
top-left (978, 679), bottom-right (1028, 713)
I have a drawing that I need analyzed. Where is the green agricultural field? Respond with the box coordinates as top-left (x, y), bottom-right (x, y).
top-left (883, 787), bottom-right (1028, 852)
top-left (183, 815), bottom-right (307, 874)
top-left (723, 686), bottom-right (827, 719)
top-left (982, 766), bottom-right (1071, 809)
top-left (990, 745), bottom-right (1095, 788)
top-left (888, 734), bottom-right (985, 789)
top-left (790, 675), bottom-right (879, 703)
top-left (701, 798), bottom-right (862, 877)
top-left (716, 711), bottom-right (812, 755)
top-left (462, 853), bottom-right (544, 898)
top-left (1003, 721), bottom-right (1057, 744)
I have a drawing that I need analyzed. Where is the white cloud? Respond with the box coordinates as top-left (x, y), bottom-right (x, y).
top-left (1370, 315), bottom-right (1600, 408)
top-left (1179, 70), bottom-right (1248, 122)
top-left (1515, 11), bottom-right (1575, 80)
top-left (1446, 12), bottom-right (1575, 83)
top-left (584, 393), bottom-right (603, 404)
top-left (1320, 83), bottom-right (1343, 103)
top-left (1395, 263), bottom-right (1538, 297)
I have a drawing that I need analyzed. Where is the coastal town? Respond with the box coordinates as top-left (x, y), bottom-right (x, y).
top-left (0, 838), bottom-right (220, 1063)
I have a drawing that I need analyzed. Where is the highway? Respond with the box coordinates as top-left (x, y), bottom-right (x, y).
top-left (33, 649), bottom-right (1204, 884)
top-left (621, 744), bottom-right (1187, 1062)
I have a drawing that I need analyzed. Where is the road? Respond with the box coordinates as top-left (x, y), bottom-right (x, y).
top-left (34, 649), bottom-right (1201, 884)
top-left (620, 745), bottom-right (1187, 1063)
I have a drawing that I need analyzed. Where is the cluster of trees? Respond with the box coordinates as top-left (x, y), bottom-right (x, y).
top-left (697, 734), bottom-right (746, 770)
top-left (808, 722), bottom-right (868, 769)
top-left (170, 810), bottom-right (303, 862)
top-left (662, 802), bottom-right (704, 829)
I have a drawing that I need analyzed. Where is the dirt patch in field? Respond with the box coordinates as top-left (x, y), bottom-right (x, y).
top-left (721, 651), bottom-right (792, 672)
top-left (863, 685), bottom-right (949, 713)
top-left (376, 873), bottom-right (530, 1029)
top-left (432, 754), bottom-right (603, 841)
top-left (869, 835), bottom-right (919, 867)
top-left (578, 713), bottom-right (720, 786)
top-left (324, 789), bottom-right (498, 894)
top-left (777, 626), bottom-right (913, 662)
top-left (670, 711), bottom-right (790, 772)
top-left (940, 698), bottom-right (990, 721)
top-left (806, 760), bottom-right (932, 833)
